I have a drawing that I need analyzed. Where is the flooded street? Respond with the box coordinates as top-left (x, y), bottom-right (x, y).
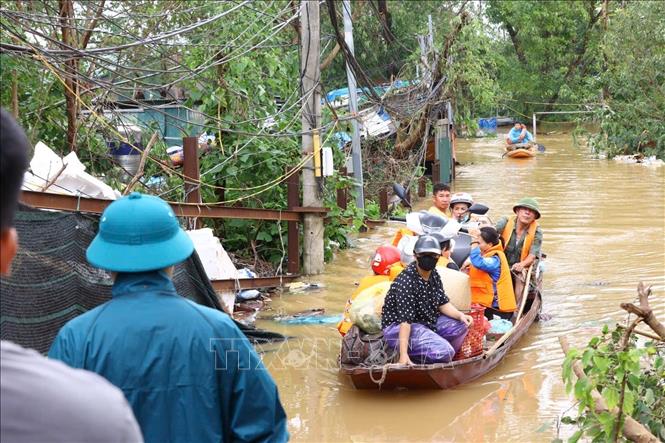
top-left (258, 130), bottom-right (665, 442)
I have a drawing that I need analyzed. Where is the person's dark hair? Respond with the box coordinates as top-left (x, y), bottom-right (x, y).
top-left (439, 239), bottom-right (451, 252)
top-left (432, 183), bottom-right (450, 195)
top-left (0, 109), bottom-right (30, 229)
top-left (479, 226), bottom-right (501, 246)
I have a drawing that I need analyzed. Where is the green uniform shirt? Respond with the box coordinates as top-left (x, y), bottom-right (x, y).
top-left (495, 216), bottom-right (543, 267)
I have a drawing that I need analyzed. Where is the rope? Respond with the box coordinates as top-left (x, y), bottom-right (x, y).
top-left (501, 98), bottom-right (602, 106)
top-left (368, 364), bottom-right (389, 388)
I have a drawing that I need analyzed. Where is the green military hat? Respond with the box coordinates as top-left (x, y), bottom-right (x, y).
top-left (513, 197), bottom-right (541, 219)
top-left (87, 192), bottom-right (194, 272)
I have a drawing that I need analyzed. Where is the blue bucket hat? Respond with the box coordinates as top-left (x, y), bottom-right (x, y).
top-left (87, 192), bottom-right (194, 272)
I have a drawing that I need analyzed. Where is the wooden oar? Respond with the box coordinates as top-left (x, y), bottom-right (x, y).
top-left (514, 264), bottom-right (534, 324)
top-left (484, 264), bottom-right (534, 357)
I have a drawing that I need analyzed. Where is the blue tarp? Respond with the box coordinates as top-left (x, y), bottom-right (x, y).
top-left (275, 315), bottom-right (341, 325)
top-left (478, 117), bottom-right (497, 133)
top-left (325, 80), bottom-right (414, 104)
top-left (332, 131), bottom-right (352, 148)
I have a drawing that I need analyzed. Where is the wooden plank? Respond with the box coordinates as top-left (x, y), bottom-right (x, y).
top-left (211, 275), bottom-right (299, 291)
top-left (20, 190), bottom-right (303, 221)
top-left (182, 136), bottom-right (201, 205)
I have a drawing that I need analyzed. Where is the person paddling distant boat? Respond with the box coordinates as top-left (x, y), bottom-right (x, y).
top-left (506, 123), bottom-right (534, 147)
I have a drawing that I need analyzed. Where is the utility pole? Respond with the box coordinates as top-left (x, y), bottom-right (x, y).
top-left (300, 0), bottom-right (324, 275)
top-left (343, 0), bottom-right (364, 210)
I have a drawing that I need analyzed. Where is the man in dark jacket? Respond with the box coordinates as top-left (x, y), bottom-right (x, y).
top-left (49, 192), bottom-right (288, 442)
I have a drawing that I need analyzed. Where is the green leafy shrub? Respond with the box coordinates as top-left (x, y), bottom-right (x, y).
top-left (561, 324), bottom-right (665, 442)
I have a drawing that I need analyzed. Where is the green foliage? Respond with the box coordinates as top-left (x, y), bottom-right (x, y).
top-left (486, 0), bottom-right (604, 119)
top-left (364, 200), bottom-right (381, 220)
top-left (587, 1), bottom-right (665, 159)
top-left (323, 203), bottom-right (364, 262)
top-left (561, 324), bottom-right (665, 442)
top-left (3, 0), bottom-right (662, 270)
top-left (445, 19), bottom-right (501, 125)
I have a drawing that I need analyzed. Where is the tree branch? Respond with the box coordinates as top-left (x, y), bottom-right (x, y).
top-left (394, 11), bottom-right (469, 156)
top-left (559, 337), bottom-right (660, 443)
top-left (320, 1), bottom-right (363, 71)
top-left (505, 21), bottom-right (527, 65)
top-left (620, 283), bottom-right (665, 340)
top-left (614, 317), bottom-right (643, 442)
top-left (320, 43), bottom-right (341, 71)
top-left (80, 0), bottom-right (106, 50)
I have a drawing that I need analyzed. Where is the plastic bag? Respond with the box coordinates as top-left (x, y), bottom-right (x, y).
top-left (489, 317), bottom-right (512, 334)
top-left (348, 281), bottom-right (392, 334)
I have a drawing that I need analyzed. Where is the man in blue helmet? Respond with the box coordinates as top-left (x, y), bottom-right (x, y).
top-left (48, 192), bottom-right (288, 443)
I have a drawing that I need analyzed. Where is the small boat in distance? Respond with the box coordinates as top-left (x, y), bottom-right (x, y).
top-left (504, 143), bottom-right (536, 158)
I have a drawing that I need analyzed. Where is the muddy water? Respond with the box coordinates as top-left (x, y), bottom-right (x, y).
top-left (258, 130), bottom-right (665, 442)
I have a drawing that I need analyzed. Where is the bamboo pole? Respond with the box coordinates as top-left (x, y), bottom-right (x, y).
top-left (514, 265), bottom-right (534, 324)
top-left (485, 264), bottom-right (533, 357)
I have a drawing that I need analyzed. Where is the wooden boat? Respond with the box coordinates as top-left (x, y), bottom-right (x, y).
top-left (340, 267), bottom-right (542, 390)
top-left (504, 143), bottom-right (536, 158)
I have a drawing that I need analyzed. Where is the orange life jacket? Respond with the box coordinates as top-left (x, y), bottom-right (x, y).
top-left (500, 216), bottom-right (538, 262)
top-left (336, 264), bottom-right (405, 336)
top-left (469, 244), bottom-right (516, 312)
top-left (390, 227), bottom-right (414, 247)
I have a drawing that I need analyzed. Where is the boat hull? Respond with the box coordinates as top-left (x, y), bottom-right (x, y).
top-left (505, 148), bottom-right (535, 158)
top-left (340, 294), bottom-right (541, 390)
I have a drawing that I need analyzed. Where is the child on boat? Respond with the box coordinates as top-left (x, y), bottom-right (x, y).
top-left (468, 227), bottom-right (517, 321)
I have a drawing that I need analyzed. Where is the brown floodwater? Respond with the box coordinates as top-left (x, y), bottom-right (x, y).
top-left (257, 129), bottom-right (665, 442)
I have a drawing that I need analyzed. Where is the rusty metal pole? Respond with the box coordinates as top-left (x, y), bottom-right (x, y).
top-left (183, 136), bottom-right (201, 229)
top-left (432, 161), bottom-right (440, 186)
top-left (379, 188), bottom-right (389, 217)
top-left (287, 168), bottom-right (300, 275)
top-left (418, 177), bottom-right (427, 197)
